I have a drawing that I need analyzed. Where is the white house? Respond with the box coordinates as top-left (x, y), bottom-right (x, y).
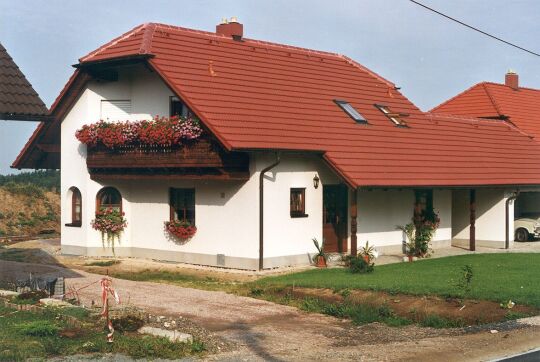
top-left (13, 20), bottom-right (540, 269)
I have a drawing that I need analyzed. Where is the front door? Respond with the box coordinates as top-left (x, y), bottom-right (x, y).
top-left (323, 185), bottom-right (348, 253)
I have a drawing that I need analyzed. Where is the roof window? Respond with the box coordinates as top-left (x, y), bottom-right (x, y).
top-left (334, 100), bottom-right (367, 123)
top-left (374, 104), bottom-right (408, 127)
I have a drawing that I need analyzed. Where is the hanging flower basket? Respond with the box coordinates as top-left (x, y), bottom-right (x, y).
top-left (91, 208), bottom-right (127, 254)
top-left (165, 220), bottom-right (197, 240)
top-left (75, 115), bottom-right (203, 149)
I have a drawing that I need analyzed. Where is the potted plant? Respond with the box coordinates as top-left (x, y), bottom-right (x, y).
top-left (405, 241), bottom-right (416, 262)
top-left (359, 241), bottom-right (376, 263)
top-left (91, 208), bottom-right (127, 255)
top-left (312, 238), bottom-right (327, 268)
top-left (165, 219), bottom-right (197, 240)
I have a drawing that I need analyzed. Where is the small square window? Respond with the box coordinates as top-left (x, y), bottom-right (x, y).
top-left (334, 100), bottom-right (367, 123)
top-left (170, 188), bottom-right (196, 226)
top-left (290, 188), bottom-right (308, 218)
top-left (170, 96), bottom-right (193, 118)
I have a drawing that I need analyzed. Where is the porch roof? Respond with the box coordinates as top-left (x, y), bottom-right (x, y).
top-left (13, 23), bottom-right (540, 187)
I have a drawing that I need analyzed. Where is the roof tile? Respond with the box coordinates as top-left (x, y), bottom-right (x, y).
top-left (0, 42), bottom-right (48, 119)
top-left (15, 23), bottom-right (540, 187)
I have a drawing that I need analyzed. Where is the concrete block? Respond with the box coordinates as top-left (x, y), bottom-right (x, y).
top-left (0, 290), bottom-right (19, 297)
top-left (39, 298), bottom-right (74, 307)
top-left (138, 326), bottom-right (193, 343)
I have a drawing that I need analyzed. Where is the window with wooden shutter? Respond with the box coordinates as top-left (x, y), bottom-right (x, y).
top-left (170, 188), bottom-right (196, 225)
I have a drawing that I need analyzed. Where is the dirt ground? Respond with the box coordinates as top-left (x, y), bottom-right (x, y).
top-left (292, 288), bottom-right (537, 325)
top-left (2, 255), bottom-right (540, 361)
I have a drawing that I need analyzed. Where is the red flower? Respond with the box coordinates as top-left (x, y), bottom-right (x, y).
top-left (75, 116), bottom-right (203, 148)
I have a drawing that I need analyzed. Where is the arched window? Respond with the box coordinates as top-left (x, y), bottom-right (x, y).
top-left (96, 187), bottom-right (122, 212)
top-left (66, 187), bottom-right (82, 227)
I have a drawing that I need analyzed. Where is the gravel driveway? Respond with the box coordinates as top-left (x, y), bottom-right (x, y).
top-left (2, 259), bottom-right (540, 361)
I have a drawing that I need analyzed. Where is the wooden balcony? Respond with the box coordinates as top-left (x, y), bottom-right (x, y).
top-left (86, 138), bottom-right (250, 181)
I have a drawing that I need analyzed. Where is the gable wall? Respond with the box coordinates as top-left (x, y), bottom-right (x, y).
top-left (59, 65), bottom-right (345, 268)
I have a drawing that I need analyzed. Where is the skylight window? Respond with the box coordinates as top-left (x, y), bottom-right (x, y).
top-left (334, 100), bottom-right (367, 123)
top-left (374, 104), bottom-right (408, 127)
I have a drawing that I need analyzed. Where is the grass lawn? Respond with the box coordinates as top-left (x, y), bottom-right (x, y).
top-left (257, 253), bottom-right (540, 308)
top-left (0, 303), bottom-right (204, 361)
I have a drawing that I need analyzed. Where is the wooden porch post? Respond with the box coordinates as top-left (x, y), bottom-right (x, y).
top-left (350, 188), bottom-right (358, 256)
top-left (469, 189), bottom-right (476, 251)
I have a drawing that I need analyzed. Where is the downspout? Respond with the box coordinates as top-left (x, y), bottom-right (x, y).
top-left (505, 191), bottom-right (520, 249)
top-left (259, 153), bottom-right (281, 271)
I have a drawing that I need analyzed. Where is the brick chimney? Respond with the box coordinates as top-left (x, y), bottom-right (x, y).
top-left (505, 70), bottom-right (519, 90)
top-left (216, 17), bottom-right (243, 41)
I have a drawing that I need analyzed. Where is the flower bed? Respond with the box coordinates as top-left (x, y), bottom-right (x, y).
top-left (91, 208), bottom-right (127, 253)
top-left (165, 220), bottom-right (197, 241)
top-left (76, 116), bottom-right (203, 148)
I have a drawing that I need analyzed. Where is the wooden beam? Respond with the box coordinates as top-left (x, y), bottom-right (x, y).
top-left (350, 188), bottom-right (358, 256)
top-left (469, 189), bottom-right (476, 251)
top-left (36, 144), bottom-right (60, 153)
top-left (89, 172), bottom-right (250, 182)
top-left (0, 113), bottom-right (53, 122)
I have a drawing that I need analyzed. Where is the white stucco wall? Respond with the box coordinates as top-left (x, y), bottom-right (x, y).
top-left (357, 189), bottom-right (414, 249)
top-left (258, 153), bottom-right (341, 259)
top-left (433, 189), bottom-right (452, 242)
top-left (476, 189), bottom-right (513, 243)
top-left (451, 188), bottom-right (513, 247)
top-left (451, 189), bottom-right (470, 240)
top-left (356, 189), bottom-right (452, 252)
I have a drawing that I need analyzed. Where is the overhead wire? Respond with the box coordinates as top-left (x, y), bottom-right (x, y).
top-left (409, 0), bottom-right (540, 57)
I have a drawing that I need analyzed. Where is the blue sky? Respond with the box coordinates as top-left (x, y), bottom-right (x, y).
top-left (1, 0), bottom-right (539, 174)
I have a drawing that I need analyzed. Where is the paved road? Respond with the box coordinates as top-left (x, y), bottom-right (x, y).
top-left (499, 349), bottom-right (540, 362)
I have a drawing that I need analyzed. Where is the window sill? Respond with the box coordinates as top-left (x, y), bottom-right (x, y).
top-left (290, 213), bottom-right (309, 218)
top-left (65, 222), bottom-right (82, 228)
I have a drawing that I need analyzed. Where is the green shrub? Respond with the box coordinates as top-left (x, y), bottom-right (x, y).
top-left (249, 287), bottom-right (264, 296)
top-left (17, 321), bottom-right (59, 336)
top-left (14, 290), bottom-right (49, 304)
top-left (0, 170), bottom-right (59, 190)
top-left (111, 314), bottom-right (145, 332)
top-left (420, 314), bottom-right (465, 328)
top-left (505, 311), bottom-right (530, 320)
top-left (2, 182), bottom-right (45, 198)
top-left (344, 255), bottom-right (374, 273)
top-left (85, 260), bottom-right (120, 267)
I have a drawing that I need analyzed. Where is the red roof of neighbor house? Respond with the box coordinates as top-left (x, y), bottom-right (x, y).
top-left (13, 22), bottom-right (540, 187)
top-left (431, 81), bottom-right (540, 138)
top-left (0, 42), bottom-right (48, 120)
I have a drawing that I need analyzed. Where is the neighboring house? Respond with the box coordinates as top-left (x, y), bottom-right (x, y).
top-left (0, 42), bottom-right (49, 121)
top-left (431, 71), bottom-right (540, 239)
top-left (12, 21), bottom-right (540, 269)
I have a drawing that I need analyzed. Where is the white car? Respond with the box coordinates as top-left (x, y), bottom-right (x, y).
top-left (514, 214), bottom-right (540, 242)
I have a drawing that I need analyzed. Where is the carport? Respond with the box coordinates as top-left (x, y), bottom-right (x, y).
top-left (514, 190), bottom-right (540, 242)
top-left (451, 188), bottom-right (518, 250)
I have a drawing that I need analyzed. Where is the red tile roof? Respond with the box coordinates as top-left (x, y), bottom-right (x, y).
top-left (14, 23), bottom-right (540, 187)
top-left (0, 42), bottom-right (48, 120)
top-left (432, 81), bottom-right (540, 138)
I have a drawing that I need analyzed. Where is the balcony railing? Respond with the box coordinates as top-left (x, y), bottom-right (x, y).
top-left (86, 138), bottom-right (249, 180)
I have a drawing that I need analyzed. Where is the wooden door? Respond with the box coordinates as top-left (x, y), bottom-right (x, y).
top-left (323, 185), bottom-right (348, 253)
